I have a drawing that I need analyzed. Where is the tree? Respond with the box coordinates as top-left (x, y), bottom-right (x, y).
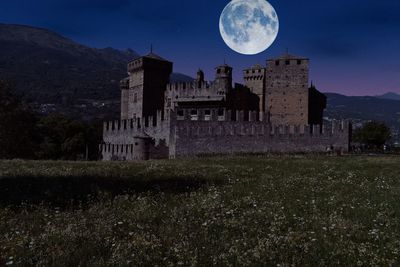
top-left (353, 121), bottom-right (391, 149)
top-left (36, 115), bottom-right (103, 160)
top-left (0, 80), bottom-right (38, 159)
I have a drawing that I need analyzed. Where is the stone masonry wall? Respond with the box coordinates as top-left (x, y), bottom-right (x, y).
top-left (265, 56), bottom-right (309, 125)
top-left (101, 110), bottom-right (172, 160)
top-left (172, 110), bottom-right (350, 158)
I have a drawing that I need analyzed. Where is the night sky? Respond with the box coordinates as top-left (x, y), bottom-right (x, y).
top-left (1, 0), bottom-right (399, 95)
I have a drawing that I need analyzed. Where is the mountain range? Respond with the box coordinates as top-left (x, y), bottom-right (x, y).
top-left (0, 23), bottom-right (399, 134)
top-left (375, 92), bottom-right (400, 101)
top-left (0, 23), bottom-right (192, 104)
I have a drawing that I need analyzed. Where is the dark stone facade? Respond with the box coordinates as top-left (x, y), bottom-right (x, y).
top-left (101, 52), bottom-right (349, 161)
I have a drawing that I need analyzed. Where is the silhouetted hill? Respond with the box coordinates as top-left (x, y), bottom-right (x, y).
top-left (375, 92), bottom-right (400, 101)
top-left (170, 73), bottom-right (194, 83)
top-left (0, 23), bottom-right (141, 103)
top-left (0, 23), bottom-right (192, 105)
top-left (325, 93), bottom-right (400, 127)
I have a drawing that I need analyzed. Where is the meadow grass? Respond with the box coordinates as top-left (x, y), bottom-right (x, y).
top-left (0, 155), bottom-right (400, 266)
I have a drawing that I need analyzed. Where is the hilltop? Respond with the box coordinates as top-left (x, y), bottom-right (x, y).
top-left (0, 23), bottom-right (192, 106)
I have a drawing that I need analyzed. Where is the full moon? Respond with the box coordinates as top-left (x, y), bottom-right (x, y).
top-left (219, 0), bottom-right (279, 55)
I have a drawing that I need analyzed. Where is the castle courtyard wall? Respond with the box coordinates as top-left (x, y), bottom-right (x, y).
top-left (171, 112), bottom-right (349, 158)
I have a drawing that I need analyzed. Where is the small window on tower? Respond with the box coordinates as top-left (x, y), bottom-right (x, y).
top-left (275, 60), bottom-right (280, 66)
top-left (205, 109), bottom-right (211, 121)
top-left (177, 109), bottom-right (184, 116)
top-left (297, 60), bottom-right (302, 65)
top-left (217, 69), bottom-right (221, 74)
top-left (167, 98), bottom-right (171, 107)
top-left (134, 93), bottom-right (138, 103)
top-left (190, 109), bottom-right (198, 121)
top-left (217, 108), bottom-right (225, 121)
top-left (285, 60), bottom-right (290, 65)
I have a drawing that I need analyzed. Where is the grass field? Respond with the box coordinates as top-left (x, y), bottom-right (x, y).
top-left (1, 155), bottom-right (400, 266)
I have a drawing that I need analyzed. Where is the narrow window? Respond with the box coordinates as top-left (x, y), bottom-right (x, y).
top-left (205, 109), bottom-right (211, 121)
top-left (275, 60), bottom-right (280, 66)
top-left (190, 109), bottom-right (198, 121)
top-left (285, 60), bottom-right (290, 65)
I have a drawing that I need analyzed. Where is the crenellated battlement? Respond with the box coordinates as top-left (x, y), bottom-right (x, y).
top-left (167, 81), bottom-right (211, 90)
top-left (165, 81), bottom-right (224, 100)
top-left (102, 108), bottom-right (350, 160)
top-left (103, 110), bottom-right (168, 136)
top-left (172, 109), bottom-right (349, 137)
top-left (171, 112), bottom-right (350, 157)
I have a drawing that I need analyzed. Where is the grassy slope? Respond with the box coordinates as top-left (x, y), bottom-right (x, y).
top-left (1, 156), bottom-right (400, 266)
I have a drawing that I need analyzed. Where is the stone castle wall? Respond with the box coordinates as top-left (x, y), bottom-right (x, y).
top-left (101, 110), bottom-right (172, 160)
top-left (100, 110), bottom-right (350, 160)
top-left (172, 110), bottom-right (350, 158)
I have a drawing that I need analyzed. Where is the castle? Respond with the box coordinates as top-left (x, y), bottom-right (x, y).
top-left (100, 52), bottom-right (350, 161)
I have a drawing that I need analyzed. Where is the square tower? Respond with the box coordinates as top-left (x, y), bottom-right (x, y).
top-left (265, 55), bottom-right (309, 125)
top-left (122, 53), bottom-right (173, 119)
top-left (243, 64), bottom-right (266, 111)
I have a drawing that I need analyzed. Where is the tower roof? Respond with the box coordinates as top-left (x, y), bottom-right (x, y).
top-left (268, 54), bottom-right (309, 61)
top-left (130, 52), bottom-right (172, 64)
top-left (215, 64), bottom-right (232, 69)
top-left (143, 52), bottom-right (170, 62)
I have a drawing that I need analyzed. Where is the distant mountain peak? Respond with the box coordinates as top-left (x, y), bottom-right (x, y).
top-left (375, 92), bottom-right (400, 101)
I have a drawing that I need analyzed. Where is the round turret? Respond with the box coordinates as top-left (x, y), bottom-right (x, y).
top-left (132, 134), bottom-right (151, 160)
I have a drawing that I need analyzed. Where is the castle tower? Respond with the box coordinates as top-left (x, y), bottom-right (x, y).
top-left (265, 54), bottom-right (310, 125)
top-left (214, 64), bottom-right (233, 95)
top-left (123, 52), bottom-right (173, 119)
top-left (196, 69), bottom-right (205, 88)
top-left (120, 77), bottom-right (130, 119)
top-left (243, 64), bottom-right (266, 112)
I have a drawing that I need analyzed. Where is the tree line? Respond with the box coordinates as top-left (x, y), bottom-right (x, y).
top-left (0, 80), bottom-right (102, 160)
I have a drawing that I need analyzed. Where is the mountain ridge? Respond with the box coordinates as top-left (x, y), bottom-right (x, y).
top-left (375, 92), bottom-right (400, 101)
top-left (0, 23), bottom-right (192, 104)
